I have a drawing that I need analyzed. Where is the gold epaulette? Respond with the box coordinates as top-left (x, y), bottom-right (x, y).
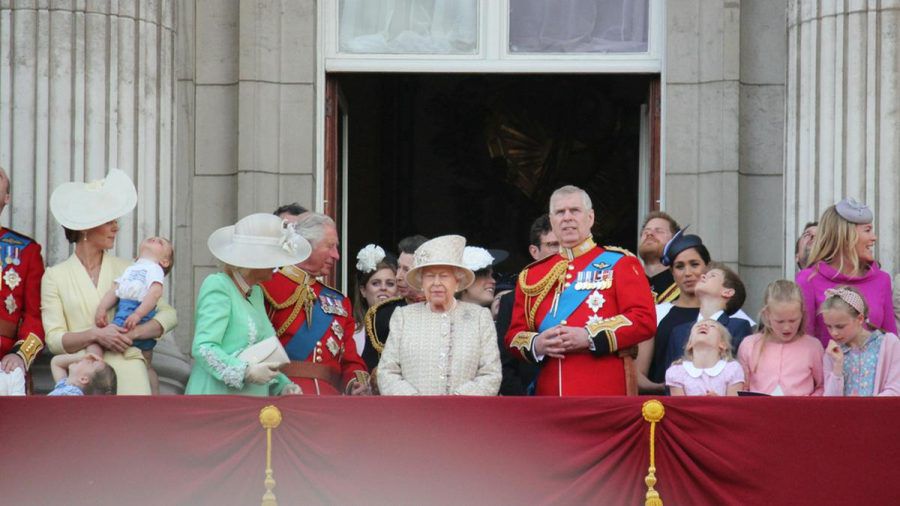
top-left (365, 296), bottom-right (403, 354)
top-left (260, 277), bottom-right (312, 338)
top-left (317, 280), bottom-right (344, 296)
top-left (603, 245), bottom-right (636, 257)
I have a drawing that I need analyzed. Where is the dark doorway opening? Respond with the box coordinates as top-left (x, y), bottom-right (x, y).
top-left (338, 73), bottom-right (654, 279)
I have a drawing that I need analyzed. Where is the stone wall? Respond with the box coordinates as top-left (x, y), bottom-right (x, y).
top-left (174, 0), bottom-right (317, 355)
top-left (785, 0), bottom-right (900, 279)
top-left (0, 0), bottom-right (176, 269)
top-left (0, 0), bottom-right (189, 393)
top-left (665, 0), bottom-right (787, 317)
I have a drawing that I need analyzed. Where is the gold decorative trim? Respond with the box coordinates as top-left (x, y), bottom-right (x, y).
top-left (605, 330), bottom-right (617, 354)
top-left (15, 333), bottom-right (43, 370)
top-left (560, 237), bottom-right (597, 261)
top-left (262, 270), bottom-right (317, 336)
top-left (585, 314), bottom-right (633, 347)
top-left (602, 245), bottom-right (636, 257)
top-left (656, 284), bottom-right (680, 304)
top-left (509, 331), bottom-right (537, 361)
top-left (259, 405), bottom-right (283, 506)
top-left (364, 296), bottom-right (402, 354)
top-left (641, 400), bottom-right (665, 506)
top-left (518, 260), bottom-right (568, 330)
top-left (279, 265), bottom-right (309, 285)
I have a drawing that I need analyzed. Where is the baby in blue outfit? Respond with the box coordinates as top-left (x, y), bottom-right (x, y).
top-left (92, 236), bottom-right (173, 393)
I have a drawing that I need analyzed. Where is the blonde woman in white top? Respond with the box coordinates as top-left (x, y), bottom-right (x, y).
top-left (377, 235), bottom-right (501, 396)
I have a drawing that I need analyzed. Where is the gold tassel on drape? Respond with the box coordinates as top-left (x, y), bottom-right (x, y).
top-left (641, 400), bottom-right (665, 506)
top-left (259, 405), bottom-right (283, 506)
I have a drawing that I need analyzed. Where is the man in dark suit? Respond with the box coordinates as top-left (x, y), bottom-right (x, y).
top-left (494, 214), bottom-right (558, 395)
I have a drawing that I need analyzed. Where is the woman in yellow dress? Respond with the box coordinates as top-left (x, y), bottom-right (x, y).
top-left (42, 169), bottom-right (177, 394)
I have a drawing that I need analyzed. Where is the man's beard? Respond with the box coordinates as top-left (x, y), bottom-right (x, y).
top-left (638, 239), bottom-right (663, 262)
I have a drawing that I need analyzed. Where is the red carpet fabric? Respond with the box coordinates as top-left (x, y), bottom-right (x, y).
top-left (1, 396), bottom-right (897, 505)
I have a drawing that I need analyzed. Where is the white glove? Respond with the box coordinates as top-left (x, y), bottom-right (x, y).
top-left (245, 362), bottom-right (280, 384)
top-left (280, 383), bottom-right (303, 395)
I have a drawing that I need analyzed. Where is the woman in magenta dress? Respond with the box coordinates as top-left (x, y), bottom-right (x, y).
top-left (796, 198), bottom-right (896, 347)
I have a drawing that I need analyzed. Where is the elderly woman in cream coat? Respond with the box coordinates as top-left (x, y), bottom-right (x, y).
top-left (377, 235), bottom-right (501, 396)
top-left (42, 169), bottom-right (177, 395)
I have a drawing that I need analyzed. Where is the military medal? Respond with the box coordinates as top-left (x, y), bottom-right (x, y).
top-left (319, 294), bottom-right (348, 316)
top-left (4, 294), bottom-right (16, 314)
top-left (330, 320), bottom-right (344, 339)
top-left (3, 246), bottom-right (11, 266)
top-left (598, 270), bottom-right (614, 290)
top-left (587, 291), bottom-right (606, 313)
top-left (3, 268), bottom-right (21, 290)
top-left (326, 336), bottom-right (340, 356)
top-left (12, 247), bottom-right (20, 266)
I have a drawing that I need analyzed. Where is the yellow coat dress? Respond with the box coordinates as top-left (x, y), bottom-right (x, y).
top-left (41, 253), bottom-right (178, 394)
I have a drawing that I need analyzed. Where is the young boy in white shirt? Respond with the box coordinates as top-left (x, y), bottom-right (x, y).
top-left (92, 236), bottom-right (173, 394)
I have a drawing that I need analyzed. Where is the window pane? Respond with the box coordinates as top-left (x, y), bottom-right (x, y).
top-left (339, 0), bottom-right (478, 54)
top-left (509, 0), bottom-right (649, 54)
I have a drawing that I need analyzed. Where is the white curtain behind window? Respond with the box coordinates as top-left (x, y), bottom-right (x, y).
top-left (339, 0), bottom-right (478, 54)
top-left (509, 0), bottom-right (649, 53)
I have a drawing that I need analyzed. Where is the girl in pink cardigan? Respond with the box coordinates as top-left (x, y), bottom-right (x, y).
top-left (737, 280), bottom-right (824, 396)
top-left (821, 286), bottom-right (900, 396)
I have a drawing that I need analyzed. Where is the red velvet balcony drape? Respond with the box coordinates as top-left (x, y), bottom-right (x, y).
top-left (1, 396), bottom-right (897, 505)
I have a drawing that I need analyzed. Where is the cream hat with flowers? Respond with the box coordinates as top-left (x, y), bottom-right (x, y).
top-left (406, 235), bottom-right (475, 292)
top-left (207, 213), bottom-right (312, 269)
top-left (50, 168), bottom-right (138, 230)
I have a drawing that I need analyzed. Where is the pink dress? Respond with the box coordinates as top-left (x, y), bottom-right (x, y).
top-left (665, 360), bottom-right (744, 396)
top-left (737, 333), bottom-right (825, 396)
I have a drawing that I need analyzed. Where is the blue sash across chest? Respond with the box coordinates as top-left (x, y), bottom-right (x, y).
top-left (283, 290), bottom-right (338, 361)
top-left (537, 250), bottom-right (623, 333)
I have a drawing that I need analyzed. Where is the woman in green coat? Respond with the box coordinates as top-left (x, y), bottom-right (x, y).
top-left (186, 213), bottom-right (311, 395)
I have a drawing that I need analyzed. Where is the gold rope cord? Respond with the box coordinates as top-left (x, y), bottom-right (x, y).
top-left (642, 400), bottom-right (665, 506)
top-left (518, 260), bottom-right (568, 330)
top-left (259, 405), bottom-right (283, 506)
top-left (365, 297), bottom-right (402, 354)
top-left (262, 283), bottom-right (316, 337)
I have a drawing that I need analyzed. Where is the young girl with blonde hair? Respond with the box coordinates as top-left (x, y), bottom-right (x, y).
top-left (796, 198), bottom-right (896, 347)
top-left (737, 280), bottom-right (824, 395)
top-left (665, 319), bottom-right (744, 396)
top-left (821, 286), bottom-right (900, 396)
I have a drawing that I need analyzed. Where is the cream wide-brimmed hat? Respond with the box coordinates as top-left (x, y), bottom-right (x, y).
top-left (406, 235), bottom-right (475, 292)
top-left (49, 168), bottom-right (138, 230)
top-left (207, 213), bottom-right (312, 269)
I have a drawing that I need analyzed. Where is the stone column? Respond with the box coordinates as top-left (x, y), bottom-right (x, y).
top-left (0, 0), bottom-right (175, 265)
top-left (0, 0), bottom-right (187, 393)
top-left (176, 0), bottom-right (317, 353)
top-left (665, 1), bottom-right (788, 317)
top-left (785, 0), bottom-right (900, 277)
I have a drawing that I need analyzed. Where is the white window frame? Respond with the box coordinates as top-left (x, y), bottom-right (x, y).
top-left (315, 0), bottom-right (668, 292)
top-left (320, 0), bottom-right (664, 73)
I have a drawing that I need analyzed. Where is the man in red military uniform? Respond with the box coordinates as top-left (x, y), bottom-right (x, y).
top-left (0, 167), bottom-right (45, 381)
top-left (261, 211), bottom-right (370, 395)
top-left (505, 185), bottom-right (656, 396)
